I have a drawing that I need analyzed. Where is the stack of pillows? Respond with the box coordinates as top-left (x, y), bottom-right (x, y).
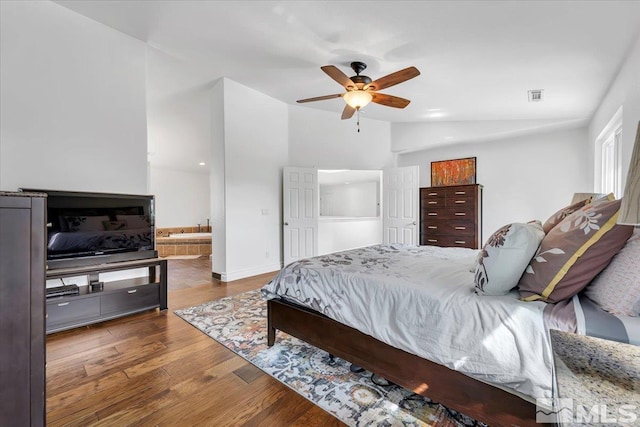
top-left (474, 195), bottom-right (639, 317)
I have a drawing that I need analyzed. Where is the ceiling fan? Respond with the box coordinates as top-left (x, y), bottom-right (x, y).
top-left (297, 61), bottom-right (421, 120)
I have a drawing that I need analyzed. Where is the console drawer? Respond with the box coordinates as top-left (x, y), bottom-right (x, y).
top-left (101, 284), bottom-right (159, 315)
top-left (47, 296), bottom-right (100, 327)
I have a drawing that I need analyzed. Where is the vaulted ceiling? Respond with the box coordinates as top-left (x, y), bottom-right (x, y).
top-left (54, 1), bottom-right (640, 168)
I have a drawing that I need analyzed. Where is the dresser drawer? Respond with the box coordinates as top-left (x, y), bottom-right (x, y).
top-left (421, 235), bottom-right (475, 249)
top-left (445, 186), bottom-right (476, 198)
top-left (445, 194), bottom-right (476, 208)
top-left (101, 284), bottom-right (159, 315)
top-left (421, 207), bottom-right (475, 220)
top-left (421, 188), bottom-right (446, 199)
top-left (421, 197), bottom-right (445, 207)
top-left (422, 220), bottom-right (475, 236)
top-left (47, 296), bottom-right (100, 327)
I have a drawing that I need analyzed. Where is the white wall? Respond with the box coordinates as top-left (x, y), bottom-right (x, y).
top-left (212, 78), bottom-right (289, 281)
top-left (589, 34), bottom-right (640, 190)
top-left (0, 1), bottom-right (148, 194)
top-left (397, 127), bottom-right (589, 243)
top-left (288, 106), bottom-right (394, 170)
top-left (210, 80), bottom-right (227, 277)
top-left (146, 46), bottom-right (212, 173)
top-left (318, 218), bottom-right (382, 256)
top-left (149, 167), bottom-right (211, 228)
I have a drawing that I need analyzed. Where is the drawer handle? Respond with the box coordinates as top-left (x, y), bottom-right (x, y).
top-left (428, 192), bottom-right (438, 196)
top-left (455, 240), bottom-right (466, 244)
top-left (454, 200), bottom-right (466, 204)
top-left (57, 302), bottom-right (69, 307)
top-left (455, 191), bottom-right (466, 195)
top-left (428, 213), bottom-right (438, 216)
top-left (428, 201), bottom-right (437, 204)
top-left (454, 213), bottom-right (466, 216)
top-left (427, 226), bottom-right (437, 229)
top-left (428, 239), bottom-right (437, 243)
top-left (454, 226), bottom-right (466, 230)
top-left (127, 289), bottom-right (138, 294)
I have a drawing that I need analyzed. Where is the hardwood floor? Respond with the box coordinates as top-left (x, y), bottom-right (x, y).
top-left (46, 258), bottom-right (346, 426)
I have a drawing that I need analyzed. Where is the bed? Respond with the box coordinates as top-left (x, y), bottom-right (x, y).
top-left (262, 202), bottom-right (639, 427)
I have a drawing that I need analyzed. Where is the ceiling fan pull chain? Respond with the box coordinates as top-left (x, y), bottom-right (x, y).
top-left (357, 109), bottom-right (361, 133)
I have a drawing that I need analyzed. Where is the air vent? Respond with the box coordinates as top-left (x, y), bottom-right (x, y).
top-left (528, 89), bottom-right (544, 102)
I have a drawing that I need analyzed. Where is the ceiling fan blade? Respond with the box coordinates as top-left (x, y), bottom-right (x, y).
top-left (371, 93), bottom-right (411, 109)
top-left (297, 93), bottom-right (344, 103)
top-left (321, 65), bottom-right (356, 89)
top-left (341, 104), bottom-right (356, 120)
top-left (365, 66), bottom-right (420, 91)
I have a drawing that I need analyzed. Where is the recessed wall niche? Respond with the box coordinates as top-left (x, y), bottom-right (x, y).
top-left (318, 170), bottom-right (382, 218)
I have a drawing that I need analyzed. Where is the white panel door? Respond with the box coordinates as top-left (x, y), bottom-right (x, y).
top-left (283, 167), bottom-right (318, 266)
top-left (383, 166), bottom-right (419, 245)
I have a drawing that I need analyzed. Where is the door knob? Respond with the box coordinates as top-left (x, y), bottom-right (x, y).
top-left (412, 221), bottom-right (417, 225)
top-left (284, 222), bottom-right (289, 226)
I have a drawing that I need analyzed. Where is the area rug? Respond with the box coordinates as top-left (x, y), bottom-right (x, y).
top-left (175, 290), bottom-right (484, 427)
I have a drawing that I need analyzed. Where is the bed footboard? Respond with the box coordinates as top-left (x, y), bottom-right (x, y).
top-left (267, 298), bottom-right (539, 427)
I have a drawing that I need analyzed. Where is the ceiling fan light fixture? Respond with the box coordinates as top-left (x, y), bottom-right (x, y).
top-left (343, 90), bottom-right (373, 109)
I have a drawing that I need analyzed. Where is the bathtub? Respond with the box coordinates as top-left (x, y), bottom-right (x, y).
top-left (168, 232), bottom-right (212, 239)
top-left (157, 232), bottom-right (212, 257)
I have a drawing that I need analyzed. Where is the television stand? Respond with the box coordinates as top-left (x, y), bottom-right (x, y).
top-left (45, 258), bottom-right (168, 334)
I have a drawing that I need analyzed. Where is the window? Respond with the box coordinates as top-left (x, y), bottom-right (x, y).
top-left (598, 108), bottom-right (622, 197)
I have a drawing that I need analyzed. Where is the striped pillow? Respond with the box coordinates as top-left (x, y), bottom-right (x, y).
top-left (518, 199), bottom-right (633, 303)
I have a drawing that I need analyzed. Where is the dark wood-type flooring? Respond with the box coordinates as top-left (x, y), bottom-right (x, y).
top-left (46, 257), bottom-right (346, 426)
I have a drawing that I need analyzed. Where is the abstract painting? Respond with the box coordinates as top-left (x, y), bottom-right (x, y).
top-left (431, 157), bottom-right (476, 186)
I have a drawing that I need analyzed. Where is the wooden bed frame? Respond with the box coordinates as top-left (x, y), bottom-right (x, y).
top-left (267, 298), bottom-right (540, 427)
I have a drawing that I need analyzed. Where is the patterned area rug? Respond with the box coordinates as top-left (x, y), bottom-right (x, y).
top-left (175, 290), bottom-right (483, 427)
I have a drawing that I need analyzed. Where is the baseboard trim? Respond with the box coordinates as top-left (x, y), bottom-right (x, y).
top-left (213, 263), bottom-right (282, 282)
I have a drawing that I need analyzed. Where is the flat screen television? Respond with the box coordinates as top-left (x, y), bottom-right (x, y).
top-left (21, 189), bottom-right (157, 269)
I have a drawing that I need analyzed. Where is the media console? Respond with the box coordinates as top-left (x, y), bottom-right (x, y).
top-left (45, 258), bottom-right (168, 334)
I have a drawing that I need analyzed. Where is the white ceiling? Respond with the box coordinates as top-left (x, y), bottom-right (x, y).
top-left (54, 0), bottom-right (640, 161)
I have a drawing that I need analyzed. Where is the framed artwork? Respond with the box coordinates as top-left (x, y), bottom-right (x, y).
top-left (431, 157), bottom-right (476, 187)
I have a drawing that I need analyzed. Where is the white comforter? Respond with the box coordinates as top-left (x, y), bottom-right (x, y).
top-left (262, 244), bottom-right (554, 401)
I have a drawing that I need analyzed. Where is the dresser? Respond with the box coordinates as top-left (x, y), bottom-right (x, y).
top-left (0, 192), bottom-right (46, 426)
top-left (419, 184), bottom-right (482, 249)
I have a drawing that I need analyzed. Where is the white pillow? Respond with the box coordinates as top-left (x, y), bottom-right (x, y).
top-left (584, 228), bottom-right (640, 316)
top-left (475, 222), bottom-right (545, 296)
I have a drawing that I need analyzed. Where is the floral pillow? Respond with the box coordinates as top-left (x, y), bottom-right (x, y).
top-left (474, 221), bottom-right (545, 295)
top-left (542, 199), bottom-right (591, 234)
top-left (584, 229), bottom-right (640, 316)
top-left (519, 199), bottom-right (633, 303)
top-left (116, 214), bottom-right (150, 229)
top-left (103, 220), bottom-right (128, 231)
top-left (542, 194), bottom-right (614, 234)
top-left (63, 215), bottom-right (110, 232)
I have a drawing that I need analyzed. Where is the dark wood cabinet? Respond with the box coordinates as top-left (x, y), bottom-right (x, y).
top-left (420, 184), bottom-right (483, 249)
top-left (45, 258), bottom-right (168, 334)
top-left (0, 192), bottom-right (46, 427)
